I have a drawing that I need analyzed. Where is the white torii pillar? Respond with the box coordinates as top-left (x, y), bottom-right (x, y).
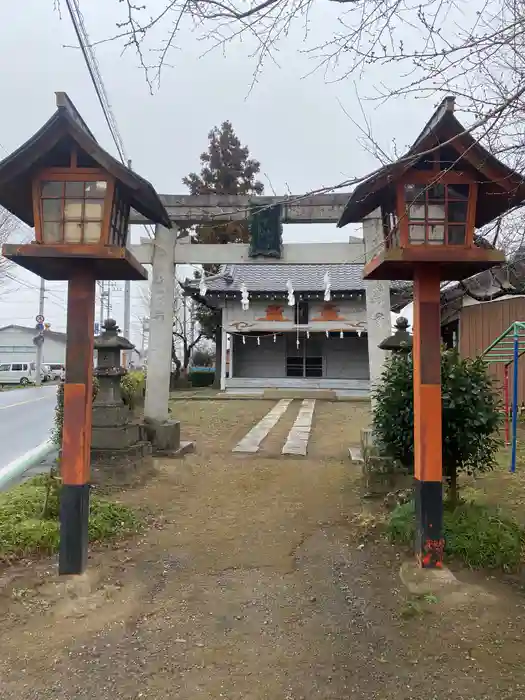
top-left (144, 224), bottom-right (177, 422)
top-left (363, 210), bottom-right (392, 396)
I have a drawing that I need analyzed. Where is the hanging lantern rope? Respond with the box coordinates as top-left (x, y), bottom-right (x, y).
top-left (240, 282), bottom-right (250, 311)
top-left (226, 328), bottom-right (367, 343)
top-left (323, 271), bottom-right (331, 302)
top-left (286, 279), bottom-right (295, 307)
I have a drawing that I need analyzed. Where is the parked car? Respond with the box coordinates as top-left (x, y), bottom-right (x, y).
top-left (47, 363), bottom-right (65, 381)
top-left (41, 364), bottom-right (52, 382)
top-left (0, 361), bottom-right (40, 385)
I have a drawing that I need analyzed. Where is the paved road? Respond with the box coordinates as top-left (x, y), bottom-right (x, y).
top-left (0, 385), bottom-right (58, 469)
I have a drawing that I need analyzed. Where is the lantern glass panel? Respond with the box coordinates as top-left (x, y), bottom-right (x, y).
top-left (64, 221), bottom-right (82, 243)
top-left (404, 184), bottom-right (425, 203)
top-left (41, 181), bottom-right (63, 197)
top-left (409, 224), bottom-right (425, 244)
top-left (449, 184), bottom-right (469, 199)
top-left (428, 223), bottom-right (445, 244)
top-left (428, 184), bottom-right (445, 202)
top-left (409, 203), bottom-right (425, 219)
top-left (43, 198), bottom-right (62, 221)
top-left (65, 181), bottom-right (84, 197)
top-left (43, 221), bottom-right (61, 243)
top-left (85, 181), bottom-right (108, 197)
top-left (449, 225), bottom-right (466, 245)
top-left (404, 179), bottom-right (471, 246)
top-left (427, 204), bottom-right (446, 220)
top-left (64, 200), bottom-right (83, 219)
top-left (84, 221), bottom-right (103, 243)
top-left (39, 178), bottom-right (109, 245)
top-left (84, 200), bottom-right (104, 220)
top-left (448, 200), bottom-right (468, 222)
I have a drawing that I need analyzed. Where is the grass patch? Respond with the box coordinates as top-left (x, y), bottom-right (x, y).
top-left (388, 500), bottom-right (524, 571)
top-left (0, 476), bottom-right (140, 562)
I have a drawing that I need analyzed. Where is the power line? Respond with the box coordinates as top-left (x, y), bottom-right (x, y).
top-left (64, 0), bottom-right (127, 163)
top-left (63, 1), bottom-right (155, 239)
top-left (2, 273), bottom-right (67, 310)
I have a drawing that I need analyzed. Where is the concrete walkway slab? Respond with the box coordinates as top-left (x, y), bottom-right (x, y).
top-left (282, 399), bottom-right (316, 456)
top-left (232, 399), bottom-right (292, 453)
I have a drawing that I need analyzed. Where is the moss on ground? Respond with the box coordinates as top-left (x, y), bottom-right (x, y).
top-left (388, 500), bottom-right (524, 571)
top-left (0, 475), bottom-right (139, 562)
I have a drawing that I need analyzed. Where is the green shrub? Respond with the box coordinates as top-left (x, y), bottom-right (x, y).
top-left (373, 350), bottom-right (503, 504)
top-left (191, 348), bottom-right (215, 367)
top-left (189, 370), bottom-right (215, 388)
top-left (121, 370), bottom-right (145, 409)
top-left (388, 501), bottom-right (524, 571)
top-left (0, 476), bottom-right (139, 561)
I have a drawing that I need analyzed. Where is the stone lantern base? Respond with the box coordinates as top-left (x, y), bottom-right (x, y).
top-left (91, 406), bottom-right (155, 487)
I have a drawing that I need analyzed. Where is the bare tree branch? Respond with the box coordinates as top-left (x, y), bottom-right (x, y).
top-left (0, 207), bottom-right (16, 293)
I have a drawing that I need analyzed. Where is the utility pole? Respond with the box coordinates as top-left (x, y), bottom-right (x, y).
top-left (98, 281), bottom-right (105, 327)
top-left (123, 281), bottom-right (131, 368)
top-left (106, 283), bottom-right (111, 319)
top-left (141, 316), bottom-right (149, 366)
top-left (34, 277), bottom-right (45, 387)
top-left (123, 158), bottom-right (132, 366)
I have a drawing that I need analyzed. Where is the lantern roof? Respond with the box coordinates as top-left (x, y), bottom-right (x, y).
top-left (0, 92), bottom-right (171, 229)
top-left (338, 96), bottom-right (525, 229)
top-left (378, 316), bottom-right (413, 352)
top-left (94, 319), bottom-right (135, 351)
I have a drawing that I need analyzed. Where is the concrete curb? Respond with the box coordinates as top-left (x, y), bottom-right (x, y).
top-left (169, 394), bottom-right (371, 403)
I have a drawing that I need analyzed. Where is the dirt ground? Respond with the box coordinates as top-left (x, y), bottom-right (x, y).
top-left (2, 399), bottom-right (525, 699)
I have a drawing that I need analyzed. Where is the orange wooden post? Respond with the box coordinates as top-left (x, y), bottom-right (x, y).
top-left (413, 265), bottom-right (444, 568)
top-left (59, 268), bottom-right (96, 575)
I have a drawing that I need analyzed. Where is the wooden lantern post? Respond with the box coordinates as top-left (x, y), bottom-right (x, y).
top-left (0, 92), bottom-right (171, 575)
top-left (338, 96), bottom-right (525, 568)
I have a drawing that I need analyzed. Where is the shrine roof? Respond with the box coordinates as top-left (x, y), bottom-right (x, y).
top-left (184, 263), bottom-right (367, 296)
top-left (338, 95), bottom-right (525, 228)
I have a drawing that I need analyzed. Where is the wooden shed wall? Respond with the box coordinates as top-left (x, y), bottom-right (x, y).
top-left (459, 297), bottom-right (525, 402)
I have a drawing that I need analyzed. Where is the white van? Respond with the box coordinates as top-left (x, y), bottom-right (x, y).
top-left (0, 361), bottom-right (41, 385)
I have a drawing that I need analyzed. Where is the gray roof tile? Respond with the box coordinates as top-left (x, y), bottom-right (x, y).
top-left (187, 263), bottom-right (366, 294)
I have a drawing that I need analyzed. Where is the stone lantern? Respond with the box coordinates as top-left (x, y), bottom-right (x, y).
top-left (338, 95), bottom-right (525, 570)
top-left (0, 92), bottom-right (170, 576)
top-left (379, 317), bottom-right (413, 354)
top-left (94, 319), bottom-right (133, 406)
top-left (91, 319), bottom-right (150, 477)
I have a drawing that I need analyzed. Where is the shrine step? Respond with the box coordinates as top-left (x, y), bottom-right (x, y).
top-left (262, 389), bottom-right (336, 400)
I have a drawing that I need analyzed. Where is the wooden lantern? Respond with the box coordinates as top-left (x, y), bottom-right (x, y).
top-left (0, 92), bottom-right (170, 281)
top-left (338, 96), bottom-right (525, 570)
top-left (337, 96), bottom-right (525, 282)
top-left (0, 92), bottom-right (171, 576)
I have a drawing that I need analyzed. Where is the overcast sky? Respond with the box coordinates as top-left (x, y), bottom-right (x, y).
top-left (0, 0), bottom-right (430, 343)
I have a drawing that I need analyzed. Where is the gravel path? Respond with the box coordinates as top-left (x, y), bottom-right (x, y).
top-left (1, 400), bottom-right (525, 699)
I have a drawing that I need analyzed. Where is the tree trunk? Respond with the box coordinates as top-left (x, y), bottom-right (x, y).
top-left (213, 311), bottom-right (222, 389)
top-left (170, 336), bottom-right (182, 389)
top-left (183, 343), bottom-right (191, 372)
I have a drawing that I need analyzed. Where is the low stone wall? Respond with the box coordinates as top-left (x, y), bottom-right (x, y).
top-left (359, 428), bottom-right (412, 500)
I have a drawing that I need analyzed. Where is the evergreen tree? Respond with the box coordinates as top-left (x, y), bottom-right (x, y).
top-left (183, 120), bottom-right (264, 248)
top-left (182, 122), bottom-right (264, 381)
top-left (183, 120), bottom-right (263, 197)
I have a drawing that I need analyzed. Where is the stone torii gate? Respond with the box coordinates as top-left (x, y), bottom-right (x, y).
top-left (128, 194), bottom-right (392, 437)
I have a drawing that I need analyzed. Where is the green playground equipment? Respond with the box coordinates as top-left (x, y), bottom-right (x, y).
top-left (482, 321), bottom-right (525, 473)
